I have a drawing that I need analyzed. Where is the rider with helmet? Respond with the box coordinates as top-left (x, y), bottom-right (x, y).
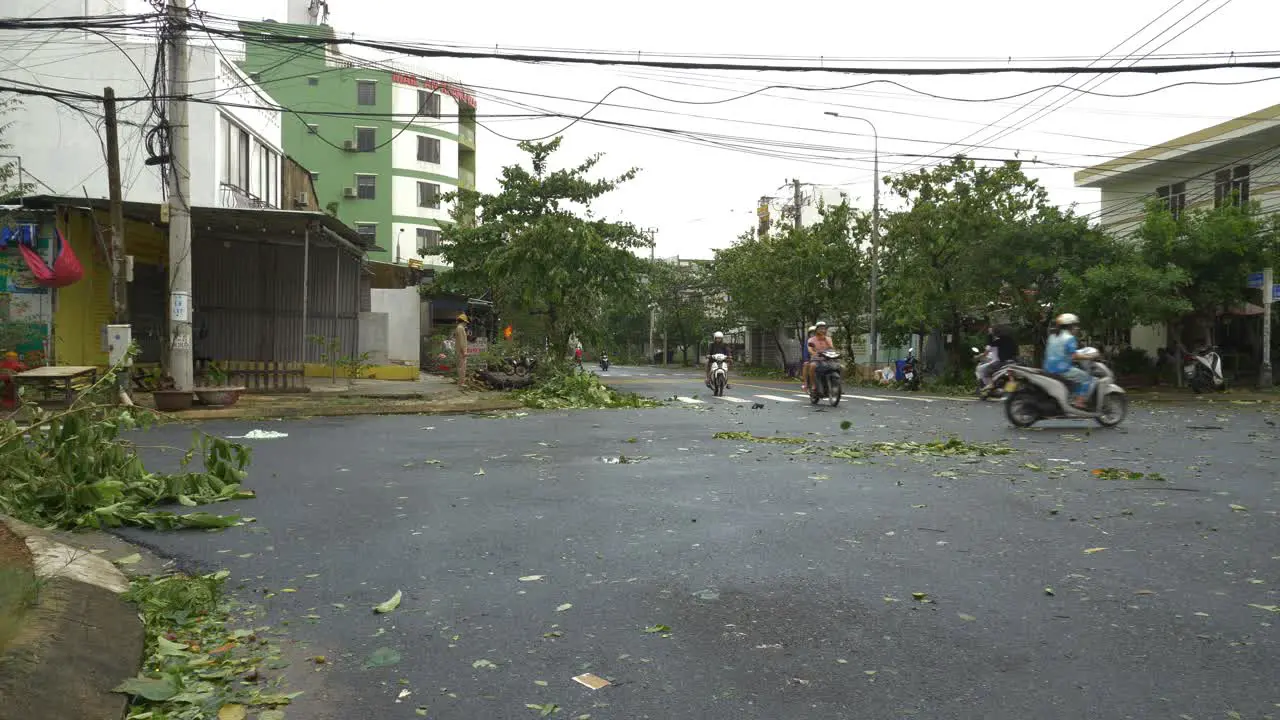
top-left (1045, 313), bottom-right (1091, 408)
top-left (803, 321), bottom-right (833, 391)
top-left (706, 331), bottom-right (731, 388)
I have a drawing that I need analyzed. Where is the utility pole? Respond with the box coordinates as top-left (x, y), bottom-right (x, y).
top-left (1261, 266), bottom-right (1273, 388)
top-left (792, 178), bottom-right (803, 231)
top-left (167, 0), bottom-right (194, 391)
top-left (103, 87), bottom-right (127, 324)
top-left (822, 112), bottom-right (881, 367)
top-left (647, 228), bottom-right (656, 365)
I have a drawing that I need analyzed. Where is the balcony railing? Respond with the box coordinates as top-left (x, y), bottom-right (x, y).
top-left (220, 182), bottom-right (276, 210)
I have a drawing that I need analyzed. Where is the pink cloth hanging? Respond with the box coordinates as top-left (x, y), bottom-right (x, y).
top-left (17, 229), bottom-right (83, 288)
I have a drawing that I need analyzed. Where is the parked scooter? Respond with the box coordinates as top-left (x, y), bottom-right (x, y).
top-left (1002, 347), bottom-right (1128, 428)
top-left (599, 353), bottom-right (610, 372)
top-left (899, 348), bottom-right (921, 391)
top-left (1183, 346), bottom-right (1225, 393)
top-left (809, 350), bottom-right (844, 406)
top-left (708, 352), bottom-right (729, 397)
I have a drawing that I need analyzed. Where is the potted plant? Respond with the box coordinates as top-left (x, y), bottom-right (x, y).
top-left (151, 374), bottom-right (194, 412)
top-left (194, 361), bottom-right (246, 407)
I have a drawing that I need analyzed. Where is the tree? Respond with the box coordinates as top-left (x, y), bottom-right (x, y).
top-left (433, 138), bottom-right (649, 357)
top-left (650, 260), bottom-right (716, 365)
top-left (1059, 247), bottom-right (1192, 343)
top-left (1136, 201), bottom-right (1280, 346)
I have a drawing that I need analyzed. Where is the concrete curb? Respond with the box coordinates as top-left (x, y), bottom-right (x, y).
top-left (164, 391), bottom-right (524, 421)
top-left (0, 516), bottom-right (144, 720)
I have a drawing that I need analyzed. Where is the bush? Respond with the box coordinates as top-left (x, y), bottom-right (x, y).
top-left (1109, 347), bottom-right (1153, 377)
top-left (516, 368), bottom-right (660, 409)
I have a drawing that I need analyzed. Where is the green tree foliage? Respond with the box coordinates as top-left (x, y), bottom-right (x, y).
top-left (433, 138), bottom-right (649, 356)
top-left (714, 199), bottom-right (867, 364)
top-left (1059, 246), bottom-right (1192, 341)
top-left (650, 259), bottom-right (718, 364)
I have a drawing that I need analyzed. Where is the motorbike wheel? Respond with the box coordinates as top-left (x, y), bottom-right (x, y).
top-left (810, 384), bottom-right (821, 404)
top-left (829, 378), bottom-right (842, 407)
top-left (1190, 368), bottom-right (1211, 393)
top-left (1095, 393), bottom-right (1128, 427)
top-left (513, 364), bottom-right (529, 377)
top-left (713, 375), bottom-right (726, 397)
top-left (1005, 389), bottom-right (1040, 428)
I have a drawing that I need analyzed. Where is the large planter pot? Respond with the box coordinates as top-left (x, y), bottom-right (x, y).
top-left (194, 386), bottom-right (246, 407)
top-left (152, 389), bottom-right (194, 412)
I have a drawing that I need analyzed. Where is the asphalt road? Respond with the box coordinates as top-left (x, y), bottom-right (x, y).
top-left (123, 368), bottom-right (1280, 720)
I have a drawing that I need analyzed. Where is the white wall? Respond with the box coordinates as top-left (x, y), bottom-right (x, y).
top-left (390, 221), bottom-right (446, 266)
top-left (370, 287), bottom-right (420, 365)
top-left (0, 21), bottom-right (282, 207)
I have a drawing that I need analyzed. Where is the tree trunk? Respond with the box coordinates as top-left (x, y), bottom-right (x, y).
top-left (773, 329), bottom-right (789, 370)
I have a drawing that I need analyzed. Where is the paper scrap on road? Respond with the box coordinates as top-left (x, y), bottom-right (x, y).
top-left (227, 429), bottom-right (289, 439)
top-left (572, 673), bottom-right (610, 690)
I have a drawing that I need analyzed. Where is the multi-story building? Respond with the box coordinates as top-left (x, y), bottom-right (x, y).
top-left (0, 0), bottom-right (289, 212)
top-left (1075, 102), bottom-right (1280, 354)
top-left (1075, 102), bottom-right (1280, 238)
top-left (238, 0), bottom-right (478, 268)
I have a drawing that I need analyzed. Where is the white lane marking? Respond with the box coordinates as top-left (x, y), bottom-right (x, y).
top-left (793, 393), bottom-right (811, 398)
top-left (755, 394), bottom-right (799, 403)
top-left (897, 396), bottom-right (937, 403)
top-left (676, 396), bottom-right (705, 404)
top-left (844, 394), bottom-right (894, 403)
top-left (716, 396), bottom-right (752, 403)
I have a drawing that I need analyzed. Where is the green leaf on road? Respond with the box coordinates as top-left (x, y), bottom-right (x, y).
top-left (113, 676), bottom-right (179, 701)
top-left (472, 659), bottom-right (498, 669)
top-left (114, 553), bottom-right (141, 565)
top-left (526, 703), bottom-right (559, 717)
top-left (363, 647), bottom-right (402, 668)
top-left (643, 624), bottom-right (671, 633)
top-left (555, 603), bottom-right (573, 612)
top-left (259, 711), bottom-right (287, 720)
top-left (1229, 503), bottom-right (1248, 512)
top-left (374, 590), bottom-right (402, 613)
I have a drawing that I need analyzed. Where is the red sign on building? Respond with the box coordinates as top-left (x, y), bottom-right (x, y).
top-left (391, 73), bottom-right (477, 108)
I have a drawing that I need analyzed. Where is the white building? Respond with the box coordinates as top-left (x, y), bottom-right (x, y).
top-left (1075, 102), bottom-right (1280, 353)
top-left (0, 0), bottom-right (284, 211)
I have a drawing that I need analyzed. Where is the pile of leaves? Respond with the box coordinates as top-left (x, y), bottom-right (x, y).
top-left (0, 400), bottom-right (253, 530)
top-left (116, 572), bottom-right (298, 720)
top-left (516, 370), bottom-right (660, 410)
top-left (712, 431), bottom-right (808, 445)
top-left (829, 438), bottom-right (1014, 458)
top-left (1092, 467), bottom-right (1165, 481)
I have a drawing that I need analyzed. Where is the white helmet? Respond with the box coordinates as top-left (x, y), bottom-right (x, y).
top-left (1055, 313), bottom-right (1079, 327)
top-left (713, 331), bottom-right (724, 340)
top-left (807, 325), bottom-right (816, 333)
top-left (815, 320), bottom-right (828, 328)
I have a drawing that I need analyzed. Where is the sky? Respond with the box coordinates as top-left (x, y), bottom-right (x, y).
top-left (155, 0), bottom-right (1280, 258)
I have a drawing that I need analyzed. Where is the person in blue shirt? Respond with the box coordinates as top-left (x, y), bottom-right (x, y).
top-left (1044, 313), bottom-right (1091, 408)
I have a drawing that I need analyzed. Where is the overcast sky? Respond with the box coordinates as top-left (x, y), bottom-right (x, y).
top-left (185, 0), bottom-right (1277, 258)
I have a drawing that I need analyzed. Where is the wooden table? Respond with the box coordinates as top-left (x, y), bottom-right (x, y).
top-left (13, 366), bottom-right (99, 408)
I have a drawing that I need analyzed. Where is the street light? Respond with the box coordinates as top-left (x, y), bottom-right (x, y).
top-left (824, 111), bottom-right (881, 368)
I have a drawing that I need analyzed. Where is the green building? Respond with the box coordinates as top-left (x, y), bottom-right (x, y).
top-left (238, 16), bottom-right (477, 268)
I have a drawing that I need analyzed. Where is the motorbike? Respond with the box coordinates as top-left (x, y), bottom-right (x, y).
top-left (1183, 346), bottom-right (1225, 393)
top-left (1002, 347), bottom-right (1128, 428)
top-left (599, 353), bottom-right (610, 372)
top-left (507, 355), bottom-right (538, 377)
top-left (809, 349), bottom-right (844, 407)
top-left (899, 348), bottom-right (921, 391)
top-left (973, 346), bottom-right (1014, 401)
top-left (708, 352), bottom-right (729, 397)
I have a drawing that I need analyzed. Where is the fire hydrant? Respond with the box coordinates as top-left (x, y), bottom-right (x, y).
top-left (0, 351), bottom-right (27, 409)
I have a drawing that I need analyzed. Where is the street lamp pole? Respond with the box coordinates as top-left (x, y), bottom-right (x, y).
top-left (824, 111), bottom-right (880, 368)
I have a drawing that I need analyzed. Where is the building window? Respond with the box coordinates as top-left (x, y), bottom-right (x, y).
top-left (417, 136), bottom-right (441, 163)
top-left (1156, 181), bottom-right (1186, 218)
top-left (1215, 164), bottom-right (1250, 208)
top-left (355, 174), bottom-right (376, 199)
top-left (418, 90), bottom-right (441, 118)
top-left (356, 80), bottom-right (376, 106)
top-left (221, 116), bottom-right (251, 190)
top-left (355, 223), bottom-right (377, 241)
top-left (306, 123), bottom-right (318, 134)
top-left (416, 227), bottom-right (441, 253)
top-left (307, 76), bottom-right (319, 86)
top-left (417, 181), bottom-right (440, 209)
top-left (310, 172), bottom-right (320, 181)
top-left (355, 127), bottom-right (376, 152)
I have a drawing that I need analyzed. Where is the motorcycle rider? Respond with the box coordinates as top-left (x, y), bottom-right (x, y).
top-left (1045, 313), bottom-right (1091, 409)
top-left (804, 321), bottom-right (834, 392)
top-left (706, 331), bottom-right (731, 388)
top-left (977, 324), bottom-right (1018, 391)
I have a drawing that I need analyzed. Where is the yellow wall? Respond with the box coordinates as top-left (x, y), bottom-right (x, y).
top-left (53, 210), bottom-right (167, 367)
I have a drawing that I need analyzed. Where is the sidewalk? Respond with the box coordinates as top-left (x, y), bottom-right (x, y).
top-left (137, 375), bottom-right (523, 420)
top-left (1125, 386), bottom-right (1280, 403)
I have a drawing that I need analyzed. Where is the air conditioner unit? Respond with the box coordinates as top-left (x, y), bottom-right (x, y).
top-left (295, 192), bottom-right (309, 205)
top-left (342, 139), bottom-right (355, 151)
top-left (342, 187), bottom-right (357, 198)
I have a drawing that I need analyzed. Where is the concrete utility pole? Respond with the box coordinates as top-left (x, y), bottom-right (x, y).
top-left (103, 87), bottom-right (127, 324)
top-left (647, 228), bottom-right (657, 364)
top-left (1262, 266), bottom-right (1273, 388)
top-left (792, 178), bottom-right (803, 231)
top-left (167, 0), bottom-right (194, 391)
